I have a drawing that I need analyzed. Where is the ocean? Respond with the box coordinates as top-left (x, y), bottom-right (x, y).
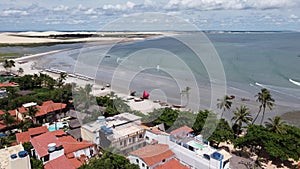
top-left (4, 32), bottom-right (300, 112)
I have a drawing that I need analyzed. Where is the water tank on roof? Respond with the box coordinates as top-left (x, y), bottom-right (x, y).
top-left (18, 151), bottom-right (28, 158)
top-left (48, 143), bottom-right (56, 153)
top-left (98, 116), bottom-right (106, 123)
top-left (211, 152), bottom-right (224, 161)
top-left (10, 154), bottom-right (17, 159)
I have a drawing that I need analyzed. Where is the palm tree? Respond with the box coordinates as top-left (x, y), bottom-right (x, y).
top-left (217, 95), bottom-right (233, 119)
top-left (231, 105), bottom-right (252, 136)
top-left (17, 67), bottom-right (24, 76)
top-left (180, 86), bottom-right (191, 106)
top-left (3, 60), bottom-right (15, 74)
top-left (56, 72), bottom-right (67, 88)
top-left (264, 116), bottom-right (286, 134)
top-left (252, 88), bottom-right (275, 125)
top-left (27, 106), bottom-right (38, 124)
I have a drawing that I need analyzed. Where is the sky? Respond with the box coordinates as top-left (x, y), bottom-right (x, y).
top-left (0, 0), bottom-right (300, 31)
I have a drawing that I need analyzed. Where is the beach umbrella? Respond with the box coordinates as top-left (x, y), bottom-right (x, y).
top-left (143, 90), bottom-right (150, 99)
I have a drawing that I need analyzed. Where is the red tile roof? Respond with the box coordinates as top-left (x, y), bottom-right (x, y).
top-left (31, 132), bottom-right (62, 157)
top-left (51, 130), bottom-right (67, 137)
top-left (130, 144), bottom-right (175, 166)
top-left (68, 157), bottom-right (83, 168)
top-left (28, 126), bottom-right (48, 136)
top-left (170, 126), bottom-right (193, 135)
top-left (8, 110), bottom-right (16, 116)
top-left (0, 82), bottom-right (19, 87)
top-left (16, 132), bottom-right (30, 143)
top-left (155, 159), bottom-right (190, 169)
top-left (35, 101), bottom-right (66, 117)
top-left (0, 110), bottom-right (5, 115)
top-left (58, 136), bottom-right (93, 155)
top-left (44, 155), bottom-right (76, 169)
top-left (0, 121), bottom-right (7, 131)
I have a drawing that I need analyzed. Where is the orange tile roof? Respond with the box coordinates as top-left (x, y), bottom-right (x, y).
top-left (130, 144), bottom-right (175, 166)
top-left (16, 107), bottom-right (28, 114)
top-left (8, 110), bottom-right (16, 116)
top-left (44, 155), bottom-right (76, 169)
top-left (170, 126), bottom-right (193, 135)
top-left (16, 132), bottom-right (30, 143)
top-left (31, 132), bottom-right (62, 157)
top-left (51, 130), bottom-right (67, 137)
top-left (0, 110), bottom-right (5, 115)
top-left (28, 126), bottom-right (48, 136)
top-left (0, 82), bottom-right (19, 87)
top-left (58, 136), bottom-right (94, 155)
top-left (0, 121), bottom-right (7, 130)
top-left (35, 101), bottom-right (66, 117)
top-left (68, 157), bottom-right (83, 168)
top-left (155, 159), bottom-right (190, 169)
top-left (141, 125), bottom-right (163, 134)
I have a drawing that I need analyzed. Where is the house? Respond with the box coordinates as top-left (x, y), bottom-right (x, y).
top-left (154, 159), bottom-right (190, 169)
top-left (0, 144), bottom-right (31, 169)
top-left (128, 144), bottom-right (175, 169)
top-left (81, 113), bottom-right (146, 154)
top-left (30, 130), bottom-right (97, 165)
top-left (67, 119), bottom-right (82, 141)
top-left (16, 126), bottom-right (48, 143)
top-left (9, 100), bottom-right (67, 124)
top-left (144, 125), bottom-right (232, 169)
top-left (44, 155), bottom-right (82, 169)
top-left (0, 110), bottom-right (19, 131)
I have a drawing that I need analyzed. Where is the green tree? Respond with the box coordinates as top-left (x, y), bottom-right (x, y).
top-left (146, 108), bottom-right (179, 130)
top-left (56, 72), bottom-right (67, 88)
top-left (231, 105), bottom-right (252, 136)
top-left (2, 111), bottom-right (16, 127)
top-left (217, 95), bottom-right (233, 119)
top-left (3, 59), bottom-right (15, 73)
top-left (208, 119), bottom-right (234, 148)
top-left (192, 110), bottom-right (210, 134)
top-left (252, 88), bottom-right (275, 125)
top-left (27, 106), bottom-right (38, 123)
top-left (30, 158), bottom-right (43, 169)
top-left (264, 116), bottom-right (287, 134)
top-left (79, 151), bottom-right (139, 169)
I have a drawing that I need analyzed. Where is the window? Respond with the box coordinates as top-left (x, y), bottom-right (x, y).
top-left (139, 134), bottom-right (143, 138)
top-left (142, 163), bottom-right (145, 167)
top-left (146, 136), bottom-right (149, 140)
top-left (162, 159), bottom-right (166, 162)
top-left (120, 141), bottom-right (122, 146)
top-left (136, 159), bottom-right (139, 163)
top-left (129, 138), bottom-right (131, 142)
top-left (43, 155), bottom-right (49, 162)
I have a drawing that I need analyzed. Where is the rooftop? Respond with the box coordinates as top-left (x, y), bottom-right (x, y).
top-left (28, 125), bottom-right (48, 136)
top-left (0, 82), bottom-right (19, 88)
top-left (110, 124), bottom-right (144, 141)
top-left (130, 144), bottom-right (174, 166)
top-left (44, 155), bottom-right (78, 169)
top-left (57, 136), bottom-right (93, 155)
top-left (154, 159), bottom-right (191, 169)
top-left (0, 144), bottom-right (24, 169)
top-left (31, 132), bottom-right (62, 157)
top-left (16, 126), bottom-right (48, 143)
top-left (170, 126), bottom-right (193, 135)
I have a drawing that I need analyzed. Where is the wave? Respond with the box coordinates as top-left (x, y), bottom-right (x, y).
top-left (289, 78), bottom-right (300, 87)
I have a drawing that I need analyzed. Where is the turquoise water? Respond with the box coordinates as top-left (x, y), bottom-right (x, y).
top-left (48, 122), bottom-right (68, 132)
top-left (38, 32), bottom-right (300, 111)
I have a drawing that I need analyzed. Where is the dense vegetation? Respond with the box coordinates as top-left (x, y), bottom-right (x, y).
top-left (79, 151), bottom-right (139, 169)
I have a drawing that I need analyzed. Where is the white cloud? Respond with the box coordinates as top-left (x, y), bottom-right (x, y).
top-left (165, 0), bottom-right (298, 10)
top-left (103, 1), bottom-right (135, 11)
top-left (84, 8), bottom-right (97, 15)
top-left (1, 9), bottom-right (29, 16)
top-left (53, 5), bottom-right (69, 11)
top-left (289, 14), bottom-right (298, 19)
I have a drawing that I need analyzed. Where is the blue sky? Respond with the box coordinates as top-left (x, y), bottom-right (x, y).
top-left (1, 0), bottom-right (300, 31)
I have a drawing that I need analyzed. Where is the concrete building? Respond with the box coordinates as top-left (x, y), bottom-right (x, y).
top-left (142, 126), bottom-right (232, 169)
top-left (81, 113), bottom-right (146, 154)
top-left (0, 144), bottom-right (31, 169)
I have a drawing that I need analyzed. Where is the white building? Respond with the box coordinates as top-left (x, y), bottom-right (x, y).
top-left (0, 144), bottom-right (31, 169)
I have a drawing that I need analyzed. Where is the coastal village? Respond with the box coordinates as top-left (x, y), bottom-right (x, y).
top-left (0, 53), bottom-right (299, 169)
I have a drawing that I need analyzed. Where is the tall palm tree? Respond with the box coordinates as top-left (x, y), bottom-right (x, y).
top-left (3, 59), bottom-right (15, 73)
top-left (252, 88), bottom-right (275, 125)
top-left (56, 72), bottom-right (67, 88)
top-left (231, 105), bottom-right (252, 135)
top-left (180, 86), bottom-right (191, 106)
top-left (217, 95), bottom-right (233, 119)
top-left (264, 116), bottom-right (286, 134)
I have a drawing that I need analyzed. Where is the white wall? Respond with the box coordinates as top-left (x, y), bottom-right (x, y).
top-left (128, 156), bottom-right (149, 169)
